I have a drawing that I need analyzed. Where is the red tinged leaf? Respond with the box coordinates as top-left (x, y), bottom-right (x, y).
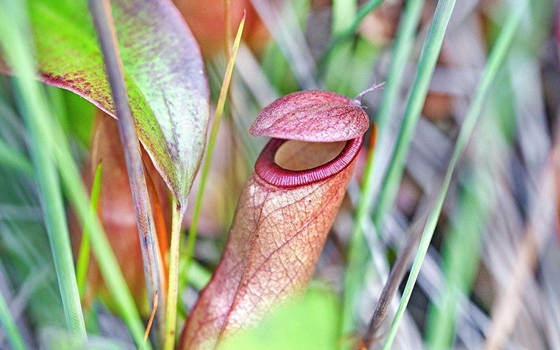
top-left (250, 90), bottom-right (369, 142)
top-left (1, 0), bottom-right (209, 206)
top-left (180, 91), bottom-right (371, 349)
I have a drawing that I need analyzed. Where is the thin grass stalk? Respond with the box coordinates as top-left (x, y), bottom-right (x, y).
top-left (88, 0), bottom-right (165, 342)
top-left (484, 184), bottom-right (548, 350)
top-left (373, 0), bottom-right (457, 230)
top-left (0, 0), bottom-right (87, 338)
top-left (76, 164), bottom-right (103, 298)
top-left (371, 0), bottom-right (425, 133)
top-left (185, 15), bottom-right (245, 297)
top-left (250, 0), bottom-right (318, 90)
top-left (339, 0), bottom-right (427, 339)
top-left (0, 289), bottom-right (26, 350)
top-left (144, 291), bottom-right (159, 350)
top-left (383, 2), bottom-right (525, 348)
top-left (176, 258), bottom-right (213, 321)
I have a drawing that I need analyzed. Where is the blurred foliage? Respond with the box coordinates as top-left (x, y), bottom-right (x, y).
top-left (1, 0), bottom-right (560, 349)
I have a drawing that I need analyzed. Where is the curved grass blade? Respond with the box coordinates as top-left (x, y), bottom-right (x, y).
top-left (0, 290), bottom-right (26, 350)
top-left (383, 2), bottom-right (526, 348)
top-left (0, 0), bottom-right (86, 338)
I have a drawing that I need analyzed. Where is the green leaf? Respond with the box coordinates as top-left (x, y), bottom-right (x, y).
top-left (219, 288), bottom-right (340, 350)
top-left (23, 0), bottom-right (209, 206)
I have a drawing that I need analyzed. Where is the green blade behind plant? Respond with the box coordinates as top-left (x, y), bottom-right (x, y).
top-left (340, 0), bottom-right (427, 339)
top-left (76, 163), bottom-right (103, 298)
top-left (183, 14), bottom-right (245, 296)
top-left (52, 115), bottom-right (151, 349)
top-left (332, 0), bottom-right (357, 36)
top-left (322, 0), bottom-right (385, 60)
top-left (373, 0), bottom-right (457, 229)
top-left (383, 2), bottom-right (526, 348)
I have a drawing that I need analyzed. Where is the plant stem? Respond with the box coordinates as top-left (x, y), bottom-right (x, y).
top-left (88, 0), bottom-right (165, 343)
top-left (163, 197), bottom-right (183, 350)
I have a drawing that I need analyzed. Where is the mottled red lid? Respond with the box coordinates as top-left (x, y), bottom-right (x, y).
top-left (249, 90), bottom-right (369, 142)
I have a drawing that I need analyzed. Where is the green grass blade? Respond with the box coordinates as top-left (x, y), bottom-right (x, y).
top-left (382, 2), bottom-right (526, 348)
top-left (332, 0), bottom-right (357, 35)
top-left (0, 139), bottom-right (33, 176)
top-left (24, 31), bottom-right (149, 346)
top-left (340, 0), bottom-right (426, 339)
top-left (52, 122), bottom-right (151, 349)
top-left (184, 15), bottom-right (245, 294)
top-left (374, 0), bottom-right (457, 230)
top-left (323, 0), bottom-right (384, 60)
top-left (0, 290), bottom-right (26, 350)
top-left (186, 261), bottom-right (212, 291)
top-left (76, 163), bottom-right (103, 298)
top-left (176, 259), bottom-right (213, 320)
top-left (373, 0), bottom-right (426, 133)
top-left (0, 0), bottom-right (86, 338)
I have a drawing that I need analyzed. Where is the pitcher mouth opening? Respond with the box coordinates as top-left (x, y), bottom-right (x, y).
top-left (254, 136), bottom-right (363, 187)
